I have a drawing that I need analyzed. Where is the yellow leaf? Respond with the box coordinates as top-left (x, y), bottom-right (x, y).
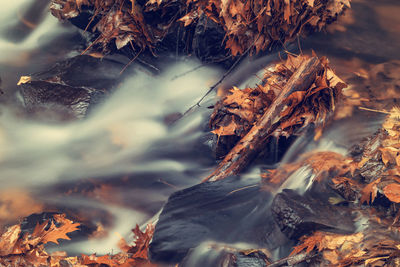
top-left (17, 76), bottom-right (31, 85)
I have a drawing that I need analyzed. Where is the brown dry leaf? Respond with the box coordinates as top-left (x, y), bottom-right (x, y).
top-left (291, 231), bottom-right (363, 265)
top-left (383, 183), bottom-right (400, 203)
top-left (294, 152), bottom-right (355, 179)
top-left (0, 225), bottom-right (21, 256)
top-left (212, 120), bottom-right (239, 137)
top-left (128, 224), bottom-right (155, 260)
top-left (33, 214), bottom-right (80, 245)
top-left (210, 54), bottom-right (345, 153)
top-left (290, 231), bottom-right (324, 255)
top-left (360, 178), bottom-right (382, 205)
top-left (51, 0), bottom-right (350, 56)
top-left (0, 217), bottom-right (157, 267)
top-left (81, 254), bottom-right (116, 266)
top-left (380, 147), bottom-right (399, 167)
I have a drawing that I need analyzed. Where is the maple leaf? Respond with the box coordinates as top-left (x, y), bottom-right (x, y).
top-left (290, 231), bottom-right (324, 256)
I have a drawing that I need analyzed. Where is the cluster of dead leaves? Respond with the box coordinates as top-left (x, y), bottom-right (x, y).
top-left (0, 213), bottom-right (156, 267)
top-left (180, 0), bottom-right (351, 56)
top-left (210, 53), bottom-right (346, 147)
top-left (291, 223), bottom-right (400, 266)
top-left (264, 107), bottom-right (400, 266)
top-left (50, 0), bottom-right (350, 56)
top-left (50, 0), bottom-right (179, 54)
top-left (262, 105), bottom-right (400, 205)
top-left (355, 107), bottom-right (400, 206)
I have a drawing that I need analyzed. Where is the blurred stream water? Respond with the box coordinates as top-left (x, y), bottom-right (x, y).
top-left (0, 0), bottom-right (399, 258)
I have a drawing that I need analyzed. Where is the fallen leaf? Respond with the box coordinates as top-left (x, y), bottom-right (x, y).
top-left (360, 178), bottom-right (382, 205)
top-left (383, 183), bottom-right (400, 203)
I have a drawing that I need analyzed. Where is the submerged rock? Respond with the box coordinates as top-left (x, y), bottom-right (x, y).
top-left (271, 189), bottom-right (355, 240)
top-left (180, 241), bottom-right (271, 267)
top-left (149, 176), bottom-right (278, 264)
top-left (18, 55), bottom-right (124, 119)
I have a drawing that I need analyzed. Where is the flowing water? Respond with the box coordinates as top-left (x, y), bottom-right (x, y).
top-left (0, 0), bottom-right (399, 262)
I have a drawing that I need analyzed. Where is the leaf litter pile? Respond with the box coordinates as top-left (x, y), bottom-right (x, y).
top-left (50, 0), bottom-right (349, 57)
top-left (3, 0), bottom-right (400, 266)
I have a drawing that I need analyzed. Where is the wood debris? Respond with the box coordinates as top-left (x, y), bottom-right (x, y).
top-left (206, 53), bottom-right (346, 182)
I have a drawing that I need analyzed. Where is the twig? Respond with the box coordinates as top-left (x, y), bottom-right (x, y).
top-left (171, 64), bottom-right (205, 80)
top-left (182, 53), bottom-right (248, 116)
top-left (119, 46), bottom-right (143, 75)
top-left (266, 252), bottom-right (316, 267)
top-left (182, 35), bottom-right (262, 117)
top-left (358, 106), bottom-right (390, 114)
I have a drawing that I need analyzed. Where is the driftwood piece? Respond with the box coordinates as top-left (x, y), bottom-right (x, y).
top-left (203, 57), bottom-right (323, 182)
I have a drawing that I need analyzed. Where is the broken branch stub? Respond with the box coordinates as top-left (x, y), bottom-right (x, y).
top-left (204, 57), bottom-right (323, 182)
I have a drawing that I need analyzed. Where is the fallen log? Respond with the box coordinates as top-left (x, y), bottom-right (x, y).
top-left (204, 56), bottom-right (324, 182)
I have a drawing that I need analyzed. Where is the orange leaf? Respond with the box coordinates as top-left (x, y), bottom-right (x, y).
top-left (34, 215), bottom-right (80, 245)
top-left (128, 224), bottom-right (155, 260)
top-left (0, 225), bottom-right (21, 256)
top-left (81, 254), bottom-right (116, 266)
top-left (360, 178), bottom-right (381, 205)
top-left (212, 120), bottom-right (239, 137)
top-left (383, 183), bottom-right (400, 203)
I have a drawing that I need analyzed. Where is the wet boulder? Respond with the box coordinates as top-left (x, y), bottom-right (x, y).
top-left (192, 15), bottom-right (232, 66)
top-left (149, 176), bottom-right (276, 264)
top-left (271, 189), bottom-right (355, 240)
top-left (180, 241), bottom-right (271, 267)
top-left (18, 55), bottom-right (124, 119)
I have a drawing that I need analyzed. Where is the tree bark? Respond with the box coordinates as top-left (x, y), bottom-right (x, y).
top-left (203, 56), bottom-right (323, 182)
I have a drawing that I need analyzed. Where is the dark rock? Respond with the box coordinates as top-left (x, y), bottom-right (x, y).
top-left (192, 15), bottom-right (233, 66)
top-left (18, 55), bottom-right (124, 119)
top-left (149, 176), bottom-right (277, 264)
top-left (180, 242), bottom-right (270, 267)
top-left (271, 189), bottom-right (355, 240)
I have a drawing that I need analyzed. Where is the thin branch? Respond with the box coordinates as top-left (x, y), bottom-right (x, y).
top-left (182, 48), bottom-right (257, 117)
top-left (171, 64), bottom-right (205, 81)
top-left (119, 46), bottom-right (143, 75)
top-left (266, 252), bottom-right (316, 267)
